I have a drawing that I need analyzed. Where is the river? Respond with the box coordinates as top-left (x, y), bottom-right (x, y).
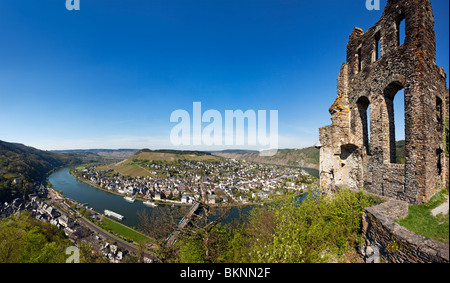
top-left (49, 168), bottom-right (263, 229)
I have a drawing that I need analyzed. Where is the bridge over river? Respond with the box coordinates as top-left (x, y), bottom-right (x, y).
top-left (165, 202), bottom-right (201, 246)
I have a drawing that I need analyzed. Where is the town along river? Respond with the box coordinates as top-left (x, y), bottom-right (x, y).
top-left (49, 168), bottom-right (253, 229)
top-left (49, 168), bottom-right (310, 231)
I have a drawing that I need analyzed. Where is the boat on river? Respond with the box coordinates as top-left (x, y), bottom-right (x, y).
top-left (124, 196), bottom-right (135, 203)
top-left (104, 209), bottom-right (124, 220)
top-left (143, 201), bottom-right (158, 207)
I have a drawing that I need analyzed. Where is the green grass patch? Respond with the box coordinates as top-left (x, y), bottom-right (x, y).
top-left (2, 173), bottom-right (17, 179)
top-left (102, 217), bottom-right (150, 244)
top-left (397, 190), bottom-right (449, 244)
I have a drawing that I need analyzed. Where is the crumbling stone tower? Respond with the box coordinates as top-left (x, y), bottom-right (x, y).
top-left (319, 0), bottom-right (449, 204)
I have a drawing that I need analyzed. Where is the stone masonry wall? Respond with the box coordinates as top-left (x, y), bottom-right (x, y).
top-left (362, 200), bottom-right (449, 263)
top-left (319, 0), bottom-right (449, 204)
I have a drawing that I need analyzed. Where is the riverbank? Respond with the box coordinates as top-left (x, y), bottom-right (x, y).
top-left (50, 167), bottom-right (309, 251)
top-left (68, 166), bottom-right (308, 209)
top-left (50, 168), bottom-right (257, 233)
top-left (69, 167), bottom-right (192, 207)
top-left (49, 185), bottom-right (155, 255)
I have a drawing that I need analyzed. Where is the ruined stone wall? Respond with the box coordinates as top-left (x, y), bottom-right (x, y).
top-left (362, 200), bottom-right (449, 263)
top-left (319, 0), bottom-right (449, 204)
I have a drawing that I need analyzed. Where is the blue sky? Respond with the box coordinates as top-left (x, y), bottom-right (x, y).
top-left (0, 0), bottom-right (448, 151)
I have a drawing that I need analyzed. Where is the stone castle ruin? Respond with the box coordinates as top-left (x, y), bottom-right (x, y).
top-left (319, 0), bottom-right (449, 204)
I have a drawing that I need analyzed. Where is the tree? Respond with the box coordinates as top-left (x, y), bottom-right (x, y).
top-left (78, 241), bottom-right (109, 263)
top-left (245, 189), bottom-right (380, 263)
top-left (179, 237), bottom-right (206, 263)
top-left (0, 212), bottom-right (72, 263)
top-left (187, 201), bottom-right (231, 262)
top-left (137, 205), bottom-right (188, 262)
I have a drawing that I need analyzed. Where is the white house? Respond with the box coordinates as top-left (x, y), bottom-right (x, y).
top-left (181, 195), bottom-right (190, 204)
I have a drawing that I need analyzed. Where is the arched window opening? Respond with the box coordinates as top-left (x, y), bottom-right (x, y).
top-left (356, 48), bottom-right (362, 73)
top-left (357, 96), bottom-right (371, 155)
top-left (436, 96), bottom-right (443, 132)
top-left (375, 31), bottom-right (381, 61)
top-left (384, 82), bottom-right (405, 164)
top-left (397, 14), bottom-right (406, 46)
top-left (436, 149), bottom-right (443, 176)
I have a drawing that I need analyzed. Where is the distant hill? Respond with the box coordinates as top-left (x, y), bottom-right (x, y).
top-left (0, 140), bottom-right (104, 201)
top-left (97, 149), bottom-right (223, 177)
top-left (396, 140), bottom-right (406, 164)
top-left (137, 149), bottom-right (219, 158)
top-left (209, 149), bottom-right (259, 154)
top-left (1, 140), bottom-right (65, 182)
top-left (212, 141), bottom-right (407, 170)
top-left (52, 148), bottom-right (139, 159)
top-left (213, 147), bottom-right (320, 169)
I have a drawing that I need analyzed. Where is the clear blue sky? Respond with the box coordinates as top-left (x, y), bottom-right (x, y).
top-left (0, 0), bottom-right (448, 151)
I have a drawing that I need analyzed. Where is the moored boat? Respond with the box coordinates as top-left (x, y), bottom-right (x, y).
top-left (143, 201), bottom-right (158, 207)
top-left (104, 209), bottom-right (124, 220)
top-left (124, 196), bottom-right (135, 203)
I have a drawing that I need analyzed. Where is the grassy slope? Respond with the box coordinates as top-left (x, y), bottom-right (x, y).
top-left (213, 147), bottom-right (320, 169)
top-left (98, 149), bottom-right (223, 178)
top-left (397, 190), bottom-right (449, 244)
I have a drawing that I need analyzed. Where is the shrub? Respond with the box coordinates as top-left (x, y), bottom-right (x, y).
top-left (177, 189), bottom-right (381, 263)
top-left (0, 212), bottom-right (72, 263)
top-left (245, 189), bottom-right (379, 262)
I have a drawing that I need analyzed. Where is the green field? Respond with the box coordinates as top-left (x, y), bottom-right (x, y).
top-left (97, 149), bottom-right (222, 178)
top-left (100, 163), bottom-right (154, 178)
top-left (102, 217), bottom-right (151, 244)
top-left (397, 189), bottom-right (449, 244)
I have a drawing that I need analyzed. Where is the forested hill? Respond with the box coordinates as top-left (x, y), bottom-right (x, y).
top-left (212, 141), bottom-right (409, 170)
top-left (213, 147), bottom-right (320, 169)
top-left (0, 140), bottom-right (102, 201)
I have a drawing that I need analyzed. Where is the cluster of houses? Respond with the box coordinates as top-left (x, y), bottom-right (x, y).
top-left (0, 184), bottom-right (48, 220)
top-left (0, 184), bottom-right (133, 263)
top-left (95, 240), bottom-right (154, 263)
top-left (76, 159), bottom-right (315, 205)
top-left (97, 238), bottom-right (126, 263)
top-left (0, 185), bottom-right (86, 241)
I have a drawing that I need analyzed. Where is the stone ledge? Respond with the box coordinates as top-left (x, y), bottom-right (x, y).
top-left (362, 200), bottom-right (449, 263)
top-left (386, 163), bottom-right (406, 170)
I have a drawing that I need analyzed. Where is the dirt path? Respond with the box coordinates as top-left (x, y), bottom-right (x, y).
top-left (431, 194), bottom-right (449, 217)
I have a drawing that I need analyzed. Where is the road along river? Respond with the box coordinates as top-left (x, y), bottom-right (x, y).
top-left (48, 168), bottom-right (259, 229)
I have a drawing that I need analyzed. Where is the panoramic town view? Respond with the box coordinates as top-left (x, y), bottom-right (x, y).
top-left (0, 0), bottom-right (449, 277)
